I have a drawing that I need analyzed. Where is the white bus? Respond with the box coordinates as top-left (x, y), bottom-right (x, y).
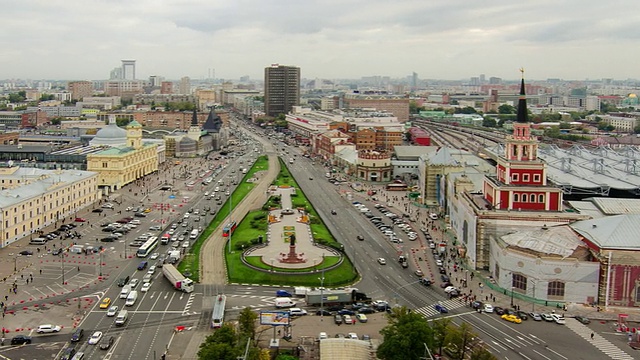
top-left (211, 295), bottom-right (227, 328)
top-left (137, 236), bottom-right (159, 258)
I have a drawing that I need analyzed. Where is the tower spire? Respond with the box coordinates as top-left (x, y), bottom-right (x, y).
top-left (516, 68), bottom-right (528, 123)
top-left (191, 108), bottom-right (198, 126)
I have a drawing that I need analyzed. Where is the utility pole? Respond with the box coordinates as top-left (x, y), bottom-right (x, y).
top-left (319, 271), bottom-right (325, 322)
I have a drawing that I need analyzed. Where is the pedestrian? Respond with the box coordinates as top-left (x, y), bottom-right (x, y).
top-left (590, 332), bottom-right (594, 340)
top-left (39, 269), bottom-right (42, 275)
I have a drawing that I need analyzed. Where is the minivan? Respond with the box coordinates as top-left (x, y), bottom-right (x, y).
top-left (29, 238), bottom-right (47, 245)
top-left (274, 297), bottom-right (296, 308)
top-left (114, 310), bottom-right (128, 326)
top-left (125, 290), bottom-right (138, 306)
top-left (137, 261), bottom-right (148, 270)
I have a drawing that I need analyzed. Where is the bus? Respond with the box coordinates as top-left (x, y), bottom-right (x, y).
top-left (211, 294), bottom-right (227, 328)
top-left (137, 236), bottom-right (159, 258)
top-left (386, 183), bottom-right (408, 191)
top-left (222, 221), bottom-right (237, 237)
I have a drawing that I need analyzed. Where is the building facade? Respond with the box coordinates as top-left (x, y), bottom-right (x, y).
top-left (67, 81), bottom-right (93, 101)
top-left (0, 166), bottom-right (99, 247)
top-left (264, 64), bottom-right (300, 117)
top-left (344, 92), bottom-right (410, 121)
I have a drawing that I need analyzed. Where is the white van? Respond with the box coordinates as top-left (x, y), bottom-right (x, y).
top-left (275, 297), bottom-right (296, 308)
top-left (119, 285), bottom-right (132, 299)
top-left (125, 290), bottom-right (138, 306)
top-left (114, 310), bottom-right (128, 326)
top-left (29, 238), bottom-right (47, 245)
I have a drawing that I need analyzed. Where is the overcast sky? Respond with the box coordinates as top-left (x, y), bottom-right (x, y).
top-left (1, 1), bottom-right (638, 82)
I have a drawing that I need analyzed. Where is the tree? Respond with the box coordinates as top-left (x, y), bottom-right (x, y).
top-left (447, 322), bottom-right (476, 360)
top-left (431, 318), bottom-right (453, 356)
top-left (50, 117), bottom-right (63, 125)
top-left (498, 104), bottom-right (516, 114)
top-left (198, 323), bottom-right (240, 360)
top-left (238, 307), bottom-right (258, 342)
top-left (558, 122), bottom-right (571, 129)
top-left (377, 306), bottom-right (434, 360)
top-left (457, 106), bottom-right (477, 114)
top-left (482, 117), bottom-right (497, 128)
top-left (470, 346), bottom-right (498, 360)
top-left (634, 125), bottom-right (640, 134)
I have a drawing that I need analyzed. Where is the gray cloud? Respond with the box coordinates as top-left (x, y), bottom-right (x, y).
top-left (0, 0), bottom-right (638, 80)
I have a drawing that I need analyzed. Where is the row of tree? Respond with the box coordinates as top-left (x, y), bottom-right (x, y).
top-left (377, 307), bottom-right (497, 360)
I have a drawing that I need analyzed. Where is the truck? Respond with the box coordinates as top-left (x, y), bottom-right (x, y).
top-left (294, 287), bottom-right (310, 297)
top-left (167, 250), bottom-right (181, 264)
top-left (162, 264), bottom-right (194, 293)
top-left (305, 288), bottom-right (370, 306)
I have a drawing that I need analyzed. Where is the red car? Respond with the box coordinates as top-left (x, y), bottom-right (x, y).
top-left (75, 217), bottom-right (87, 222)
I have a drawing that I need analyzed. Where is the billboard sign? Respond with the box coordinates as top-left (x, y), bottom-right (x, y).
top-left (260, 311), bottom-right (290, 326)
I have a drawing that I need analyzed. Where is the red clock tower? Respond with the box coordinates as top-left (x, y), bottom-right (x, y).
top-left (483, 72), bottom-right (563, 211)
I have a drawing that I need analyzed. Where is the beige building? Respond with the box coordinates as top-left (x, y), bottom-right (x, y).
top-left (67, 81), bottom-right (93, 101)
top-left (87, 120), bottom-right (159, 193)
top-left (0, 166), bottom-right (99, 247)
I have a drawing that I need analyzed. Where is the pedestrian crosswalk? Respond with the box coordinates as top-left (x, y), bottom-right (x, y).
top-left (414, 298), bottom-right (467, 318)
top-left (564, 318), bottom-right (634, 360)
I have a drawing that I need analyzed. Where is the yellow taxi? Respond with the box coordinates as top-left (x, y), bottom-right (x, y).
top-left (143, 208), bottom-right (152, 213)
top-left (99, 297), bottom-right (111, 309)
top-left (501, 314), bottom-right (522, 324)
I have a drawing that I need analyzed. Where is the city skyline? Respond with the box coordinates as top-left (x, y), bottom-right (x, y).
top-left (1, 1), bottom-right (639, 81)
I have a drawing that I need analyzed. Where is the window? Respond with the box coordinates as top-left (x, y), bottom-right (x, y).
top-left (523, 174), bottom-right (530, 182)
top-left (533, 174), bottom-right (541, 182)
top-left (512, 273), bottom-right (527, 291)
top-left (514, 193), bottom-right (519, 202)
top-left (538, 194), bottom-right (544, 203)
top-left (521, 194), bottom-right (527, 202)
top-left (530, 194), bottom-right (536, 202)
top-left (547, 281), bottom-right (565, 297)
top-left (512, 173), bottom-right (519, 181)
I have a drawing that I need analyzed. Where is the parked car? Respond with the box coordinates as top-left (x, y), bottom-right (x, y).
top-left (338, 309), bottom-right (356, 316)
top-left (19, 250), bottom-right (33, 256)
top-left (529, 312), bottom-right (543, 321)
top-left (501, 314), bottom-right (522, 324)
top-left (541, 313), bottom-right (554, 322)
top-left (334, 315), bottom-right (343, 324)
top-left (516, 311), bottom-right (529, 320)
top-left (315, 309), bottom-right (332, 316)
top-left (483, 304), bottom-right (494, 313)
top-left (494, 307), bottom-right (505, 315)
top-left (358, 307), bottom-right (376, 314)
top-left (356, 314), bottom-right (368, 323)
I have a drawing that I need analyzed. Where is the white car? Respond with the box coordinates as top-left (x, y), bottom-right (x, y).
top-left (436, 259), bottom-right (443, 266)
top-left (429, 213), bottom-right (438, 220)
top-left (483, 304), bottom-right (494, 313)
top-left (348, 332), bottom-right (358, 339)
top-left (444, 286), bottom-right (458, 294)
top-left (129, 279), bottom-right (140, 289)
top-left (182, 241), bottom-right (190, 248)
top-left (150, 253), bottom-right (159, 260)
top-left (147, 265), bottom-right (156, 275)
top-left (36, 324), bottom-right (61, 333)
top-left (88, 331), bottom-right (103, 345)
top-left (141, 282), bottom-right (152, 293)
top-left (551, 314), bottom-right (566, 324)
top-left (377, 258), bottom-right (387, 265)
top-left (107, 305), bottom-right (119, 317)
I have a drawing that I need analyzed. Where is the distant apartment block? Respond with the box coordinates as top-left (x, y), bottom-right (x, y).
top-left (264, 64), bottom-right (300, 117)
top-left (161, 81), bottom-right (173, 94)
top-left (79, 96), bottom-right (122, 110)
top-left (179, 77), bottom-right (191, 95)
top-left (67, 81), bottom-right (94, 101)
top-left (343, 92), bottom-right (410, 121)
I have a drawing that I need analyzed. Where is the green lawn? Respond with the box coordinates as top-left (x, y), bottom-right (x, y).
top-left (177, 155), bottom-right (268, 281)
top-left (224, 159), bottom-right (358, 286)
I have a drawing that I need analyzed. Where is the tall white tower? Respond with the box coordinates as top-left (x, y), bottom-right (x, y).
top-left (121, 60), bottom-right (136, 80)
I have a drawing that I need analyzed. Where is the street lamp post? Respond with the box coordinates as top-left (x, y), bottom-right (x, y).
top-left (464, 270), bottom-right (468, 288)
top-left (14, 256), bottom-right (17, 272)
top-left (510, 286), bottom-right (514, 308)
top-left (423, 342), bottom-right (434, 360)
top-left (532, 281), bottom-right (536, 312)
top-left (319, 271), bottom-right (325, 322)
top-left (99, 250), bottom-right (103, 277)
top-left (61, 250), bottom-right (65, 285)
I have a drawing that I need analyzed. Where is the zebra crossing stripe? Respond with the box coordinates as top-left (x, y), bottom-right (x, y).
top-left (564, 318), bottom-right (634, 360)
top-left (414, 299), bottom-right (467, 318)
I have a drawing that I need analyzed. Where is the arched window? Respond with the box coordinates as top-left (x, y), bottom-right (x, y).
top-left (514, 193), bottom-right (519, 202)
top-left (521, 194), bottom-right (527, 202)
top-left (530, 194), bottom-right (536, 202)
top-left (548, 281), bottom-right (565, 297)
top-left (512, 274), bottom-right (527, 291)
top-left (538, 194), bottom-right (544, 203)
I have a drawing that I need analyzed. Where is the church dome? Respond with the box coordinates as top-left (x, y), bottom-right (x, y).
top-left (90, 117), bottom-right (127, 146)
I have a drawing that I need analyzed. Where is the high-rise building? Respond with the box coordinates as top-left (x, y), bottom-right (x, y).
top-left (179, 77), bottom-right (191, 95)
top-left (67, 81), bottom-right (93, 101)
top-left (161, 81), bottom-right (173, 94)
top-left (149, 75), bottom-right (164, 87)
top-left (264, 64), bottom-right (300, 117)
top-left (121, 60), bottom-right (136, 80)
